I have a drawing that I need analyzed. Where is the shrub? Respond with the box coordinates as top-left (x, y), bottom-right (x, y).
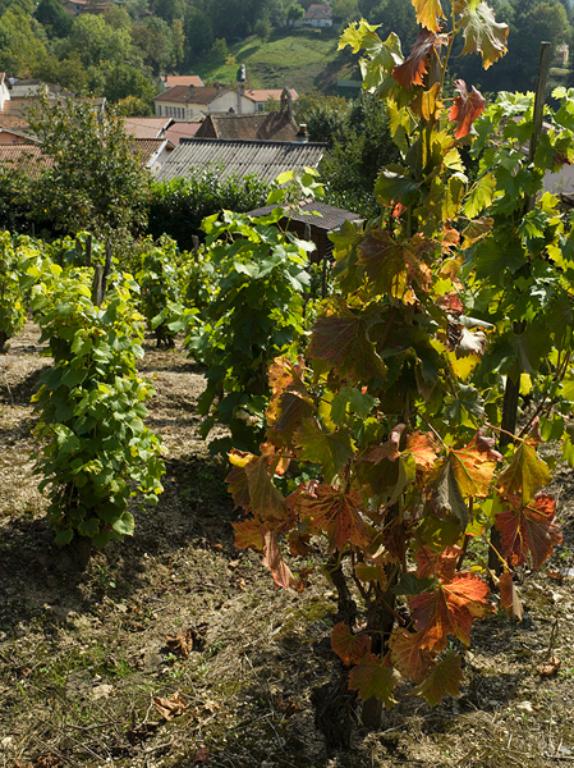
top-left (31, 267), bottom-right (164, 546)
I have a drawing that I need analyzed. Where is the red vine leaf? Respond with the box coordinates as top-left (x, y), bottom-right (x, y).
top-left (495, 494), bottom-right (562, 571)
top-left (290, 484), bottom-right (371, 551)
top-left (416, 650), bottom-right (464, 705)
top-left (499, 571), bottom-right (524, 621)
top-left (410, 573), bottom-right (490, 651)
top-left (262, 530), bottom-right (302, 591)
top-left (393, 30), bottom-right (448, 89)
top-left (331, 622), bottom-right (372, 666)
top-left (416, 545), bottom-right (461, 580)
top-left (389, 628), bottom-right (434, 683)
top-left (348, 654), bottom-right (399, 705)
top-left (449, 80), bottom-right (486, 139)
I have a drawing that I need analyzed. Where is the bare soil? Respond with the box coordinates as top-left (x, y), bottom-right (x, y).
top-left (1, 323), bottom-right (574, 768)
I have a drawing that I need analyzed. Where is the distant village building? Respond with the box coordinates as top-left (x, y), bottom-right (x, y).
top-left (154, 78), bottom-right (299, 121)
top-left (295, 3), bottom-right (333, 29)
top-left (164, 121), bottom-right (202, 145)
top-left (162, 75), bottom-right (205, 89)
top-left (154, 85), bottom-right (247, 120)
top-left (245, 88), bottom-right (299, 113)
top-left (132, 137), bottom-right (174, 176)
top-left (0, 128), bottom-right (35, 145)
top-left (0, 73), bottom-right (10, 112)
top-left (61, 0), bottom-right (111, 15)
top-left (195, 89), bottom-right (300, 141)
top-left (123, 116), bottom-right (174, 140)
top-left (157, 138), bottom-right (326, 184)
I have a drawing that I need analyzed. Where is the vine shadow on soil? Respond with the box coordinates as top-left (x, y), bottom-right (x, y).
top-left (0, 453), bottom-right (237, 640)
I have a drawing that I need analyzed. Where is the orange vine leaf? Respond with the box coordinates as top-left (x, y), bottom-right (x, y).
top-left (495, 494), bottom-right (562, 570)
top-left (393, 30), bottom-right (448, 89)
top-left (449, 80), bottom-right (486, 139)
top-left (331, 622), bottom-right (372, 666)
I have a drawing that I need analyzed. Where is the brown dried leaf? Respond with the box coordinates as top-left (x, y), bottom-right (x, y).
top-left (153, 691), bottom-right (188, 721)
top-left (537, 656), bottom-right (561, 678)
top-left (165, 629), bottom-right (195, 659)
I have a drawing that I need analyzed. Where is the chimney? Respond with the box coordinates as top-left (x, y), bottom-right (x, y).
top-left (296, 123), bottom-right (309, 143)
top-left (236, 64), bottom-right (246, 115)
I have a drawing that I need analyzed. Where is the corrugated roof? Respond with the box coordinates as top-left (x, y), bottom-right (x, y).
top-left (196, 111), bottom-right (299, 142)
top-left (0, 145), bottom-right (51, 178)
top-left (157, 138), bottom-right (326, 183)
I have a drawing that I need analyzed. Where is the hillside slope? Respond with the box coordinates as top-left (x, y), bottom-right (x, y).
top-left (195, 29), bottom-right (355, 93)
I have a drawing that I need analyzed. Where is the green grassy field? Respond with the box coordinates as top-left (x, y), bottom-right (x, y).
top-left (196, 29), bottom-right (351, 93)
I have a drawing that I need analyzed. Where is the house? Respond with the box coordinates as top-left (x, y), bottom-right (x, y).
top-left (195, 92), bottom-right (300, 142)
top-left (163, 75), bottom-right (205, 89)
top-left (195, 112), bottom-right (300, 142)
top-left (248, 201), bottom-right (363, 263)
top-left (295, 3), bottom-right (333, 28)
top-left (0, 128), bottom-right (36, 145)
top-left (0, 144), bottom-right (51, 178)
top-left (244, 88), bottom-right (299, 113)
top-left (153, 85), bottom-right (251, 121)
top-left (0, 73), bottom-right (10, 112)
top-left (157, 138), bottom-right (326, 183)
top-left (61, 0), bottom-right (111, 15)
top-left (132, 137), bottom-right (174, 176)
top-left (123, 116), bottom-right (174, 140)
top-left (164, 121), bottom-right (202, 145)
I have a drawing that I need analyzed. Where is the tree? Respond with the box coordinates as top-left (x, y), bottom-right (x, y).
top-left (29, 99), bottom-right (150, 239)
top-left (132, 16), bottom-right (176, 75)
top-left (34, 0), bottom-right (71, 37)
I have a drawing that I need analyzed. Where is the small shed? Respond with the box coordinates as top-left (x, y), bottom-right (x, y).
top-left (248, 200), bottom-right (364, 262)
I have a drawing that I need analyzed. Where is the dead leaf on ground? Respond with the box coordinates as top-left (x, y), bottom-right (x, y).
top-left (538, 656), bottom-right (561, 678)
top-left (165, 628), bottom-right (195, 658)
top-left (164, 624), bottom-right (207, 657)
top-left (34, 756), bottom-right (63, 768)
top-left (153, 691), bottom-right (188, 721)
top-left (272, 693), bottom-right (305, 716)
top-left (193, 746), bottom-right (210, 764)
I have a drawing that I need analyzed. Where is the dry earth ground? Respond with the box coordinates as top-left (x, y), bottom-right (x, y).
top-left (1, 323), bottom-right (574, 768)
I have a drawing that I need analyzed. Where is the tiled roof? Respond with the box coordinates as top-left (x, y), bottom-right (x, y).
top-left (245, 88), bottom-right (299, 103)
top-left (164, 121), bottom-right (202, 145)
top-left (157, 138), bottom-right (326, 183)
top-left (164, 75), bottom-right (204, 88)
top-left (154, 85), bottom-right (230, 105)
top-left (196, 111), bottom-right (299, 142)
top-left (123, 116), bottom-right (173, 139)
top-left (0, 145), bottom-right (51, 178)
top-left (132, 138), bottom-right (173, 166)
top-left (0, 127), bottom-right (37, 144)
top-left (305, 3), bottom-right (332, 19)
